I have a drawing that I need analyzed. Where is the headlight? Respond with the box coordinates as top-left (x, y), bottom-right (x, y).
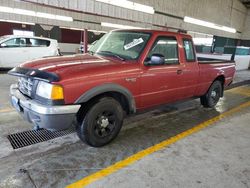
top-left (36, 81), bottom-right (64, 100)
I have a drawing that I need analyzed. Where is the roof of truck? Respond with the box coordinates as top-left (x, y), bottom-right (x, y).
top-left (111, 29), bottom-right (192, 38)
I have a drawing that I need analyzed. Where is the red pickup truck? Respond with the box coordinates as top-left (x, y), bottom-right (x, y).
top-left (9, 30), bottom-right (235, 147)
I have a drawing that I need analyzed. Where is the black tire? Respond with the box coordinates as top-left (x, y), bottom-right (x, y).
top-left (200, 80), bottom-right (223, 108)
top-left (76, 97), bottom-right (124, 147)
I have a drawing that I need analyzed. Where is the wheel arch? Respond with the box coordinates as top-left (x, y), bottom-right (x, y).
top-left (75, 83), bottom-right (136, 115)
top-left (214, 75), bottom-right (225, 85)
top-left (214, 75), bottom-right (225, 97)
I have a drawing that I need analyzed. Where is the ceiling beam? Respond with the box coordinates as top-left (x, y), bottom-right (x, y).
top-left (242, 1), bottom-right (250, 5)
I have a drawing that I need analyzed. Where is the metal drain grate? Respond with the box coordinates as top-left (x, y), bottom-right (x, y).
top-left (7, 127), bottom-right (75, 149)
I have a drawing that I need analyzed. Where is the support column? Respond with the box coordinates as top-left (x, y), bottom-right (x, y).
top-left (84, 29), bottom-right (88, 53)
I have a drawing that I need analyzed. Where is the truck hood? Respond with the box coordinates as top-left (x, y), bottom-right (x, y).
top-left (21, 54), bottom-right (111, 72)
top-left (19, 54), bottom-right (128, 81)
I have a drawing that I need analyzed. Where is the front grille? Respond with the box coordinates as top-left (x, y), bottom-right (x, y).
top-left (18, 77), bottom-right (34, 97)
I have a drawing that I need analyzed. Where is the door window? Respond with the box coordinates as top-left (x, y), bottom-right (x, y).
top-left (147, 37), bottom-right (179, 65)
top-left (19, 38), bottom-right (26, 47)
top-left (1, 38), bottom-right (26, 48)
top-left (29, 39), bottom-right (50, 47)
top-left (183, 39), bottom-right (196, 62)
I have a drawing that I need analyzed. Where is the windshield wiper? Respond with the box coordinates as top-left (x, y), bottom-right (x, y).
top-left (97, 51), bottom-right (126, 61)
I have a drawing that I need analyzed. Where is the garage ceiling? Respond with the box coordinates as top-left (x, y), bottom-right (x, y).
top-left (240, 0), bottom-right (250, 8)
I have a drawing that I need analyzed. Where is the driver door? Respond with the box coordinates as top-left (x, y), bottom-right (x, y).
top-left (140, 36), bottom-right (184, 109)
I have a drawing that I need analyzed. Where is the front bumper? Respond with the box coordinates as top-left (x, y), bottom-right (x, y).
top-left (10, 84), bottom-right (81, 131)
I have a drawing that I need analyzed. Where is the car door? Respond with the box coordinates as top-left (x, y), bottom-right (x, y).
top-left (0, 37), bottom-right (30, 68)
top-left (28, 38), bottom-right (52, 60)
top-left (140, 35), bottom-right (185, 108)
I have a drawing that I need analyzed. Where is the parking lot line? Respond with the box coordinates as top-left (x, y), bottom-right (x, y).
top-left (66, 100), bottom-right (250, 188)
top-left (228, 86), bottom-right (250, 96)
top-left (0, 107), bottom-right (14, 113)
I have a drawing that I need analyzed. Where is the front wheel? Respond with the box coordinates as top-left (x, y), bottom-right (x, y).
top-left (76, 97), bottom-right (124, 147)
top-left (200, 80), bottom-right (223, 108)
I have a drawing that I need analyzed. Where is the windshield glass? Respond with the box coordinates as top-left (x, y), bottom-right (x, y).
top-left (89, 31), bottom-right (151, 60)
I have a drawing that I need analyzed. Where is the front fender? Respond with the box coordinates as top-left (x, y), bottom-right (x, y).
top-left (74, 83), bottom-right (136, 113)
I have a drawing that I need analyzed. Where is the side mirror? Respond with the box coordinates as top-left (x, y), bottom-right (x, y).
top-left (145, 54), bottom-right (165, 66)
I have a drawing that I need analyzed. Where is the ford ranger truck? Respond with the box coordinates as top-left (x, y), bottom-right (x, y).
top-left (8, 30), bottom-right (236, 147)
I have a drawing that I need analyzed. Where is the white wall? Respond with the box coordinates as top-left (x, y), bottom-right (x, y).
top-left (58, 43), bottom-right (79, 55)
top-left (197, 53), bottom-right (250, 70)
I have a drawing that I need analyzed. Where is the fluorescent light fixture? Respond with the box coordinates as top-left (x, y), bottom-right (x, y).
top-left (60, 27), bottom-right (107, 33)
top-left (60, 26), bottom-right (83, 31)
top-left (0, 18), bottom-right (35, 25)
top-left (37, 12), bottom-right (56, 19)
top-left (14, 8), bottom-right (36, 16)
top-left (69, 27), bottom-right (84, 31)
top-left (89, 29), bottom-right (107, 33)
top-left (188, 31), bottom-right (213, 37)
top-left (55, 15), bottom-right (73, 22)
top-left (0, 6), bottom-right (73, 22)
top-left (184, 16), bottom-right (236, 33)
top-left (96, 0), bottom-right (154, 14)
top-left (36, 13), bottom-right (73, 21)
top-left (101, 22), bottom-right (143, 29)
top-left (0, 6), bottom-right (14, 13)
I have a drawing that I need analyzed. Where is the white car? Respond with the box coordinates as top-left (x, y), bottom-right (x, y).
top-left (0, 35), bottom-right (59, 68)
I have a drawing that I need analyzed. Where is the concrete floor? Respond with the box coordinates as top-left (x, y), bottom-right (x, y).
top-left (87, 106), bottom-right (250, 188)
top-left (0, 72), bottom-right (250, 188)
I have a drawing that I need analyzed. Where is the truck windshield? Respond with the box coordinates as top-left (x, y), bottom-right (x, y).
top-left (89, 31), bottom-right (151, 60)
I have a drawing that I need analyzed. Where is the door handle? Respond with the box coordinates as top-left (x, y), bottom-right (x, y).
top-left (177, 69), bottom-right (183, 75)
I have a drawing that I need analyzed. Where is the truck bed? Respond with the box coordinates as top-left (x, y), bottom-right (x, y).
top-left (197, 57), bottom-right (235, 64)
top-left (197, 57), bottom-right (236, 94)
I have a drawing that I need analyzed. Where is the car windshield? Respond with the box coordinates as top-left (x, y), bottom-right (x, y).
top-left (89, 31), bottom-right (151, 60)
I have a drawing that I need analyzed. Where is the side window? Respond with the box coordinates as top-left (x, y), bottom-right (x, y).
top-left (1, 38), bottom-right (28, 48)
top-left (19, 38), bottom-right (26, 47)
top-left (1, 38), bottom-right (20, 48)
top-left (29, 39), bottom-right (50, 47)
top-left (183, 39), bottom-right (195, 62)
top-left (148, 37), bottom-right (179, 65)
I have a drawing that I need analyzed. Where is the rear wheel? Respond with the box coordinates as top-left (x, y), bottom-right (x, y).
top-left (200, 80), bottom-right (222, 108)
top-left (76, 97), bottom-right (124, 147)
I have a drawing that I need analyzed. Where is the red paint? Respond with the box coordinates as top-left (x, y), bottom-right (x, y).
top-left (21, 30), bottom-right (236, 110)
top-left (61, 29), bottom-right (82, 43)
top-left (0, 22), bottom-right (32, 36)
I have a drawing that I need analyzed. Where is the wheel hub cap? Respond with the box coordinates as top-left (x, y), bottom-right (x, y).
top-left (99, 117), bottom-right (109, 128)
top-left (211, 90), bottom-right (217, 97)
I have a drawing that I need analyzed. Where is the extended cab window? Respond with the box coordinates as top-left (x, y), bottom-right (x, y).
top-left (183, 39), bottom-right (196, 62)
top-left (147, 37), bottom-right (179, 65)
